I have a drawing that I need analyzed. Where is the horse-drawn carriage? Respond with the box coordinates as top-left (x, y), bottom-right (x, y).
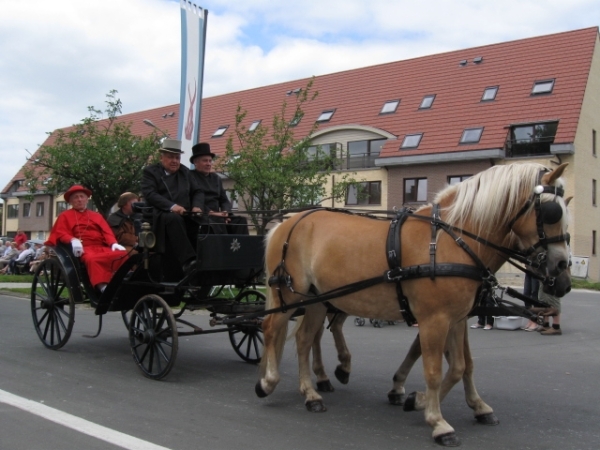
top-left (31, 162), bottom-right (573, 446)
top-left (31, 216), bottom-right (266, 380)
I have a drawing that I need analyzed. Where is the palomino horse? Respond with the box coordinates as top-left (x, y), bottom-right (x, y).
top-left (256, 163), bottom-right (571, 446)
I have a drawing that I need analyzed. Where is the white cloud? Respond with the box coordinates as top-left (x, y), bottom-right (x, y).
top-left (0, 0), bottom-right (598, 194)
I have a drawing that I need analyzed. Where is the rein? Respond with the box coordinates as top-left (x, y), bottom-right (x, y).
top-left (227, 181), bottom-right (569, 325)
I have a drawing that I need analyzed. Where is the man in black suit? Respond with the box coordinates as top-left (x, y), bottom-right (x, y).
top-left (189, 142), bottom-right (248, 235)
top-left (141, 139), bottom-right (204, 272)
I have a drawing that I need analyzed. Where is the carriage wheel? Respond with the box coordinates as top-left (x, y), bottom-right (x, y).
top-left (31, 258), bottom-right (75, 350)
top-left (129, 294), bottom-right (178, 380)
top-left (228, 290), bottom-right (265, 363)
top-left (354, 317), bottom-right (366, 326)
top-left (121, 311), bottom-right (130, 331)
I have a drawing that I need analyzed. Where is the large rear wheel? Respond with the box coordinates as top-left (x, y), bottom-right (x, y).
top-left (31, 258), bottom-right (75, 350)
top-left (129, 294), bottom-right (178, 380)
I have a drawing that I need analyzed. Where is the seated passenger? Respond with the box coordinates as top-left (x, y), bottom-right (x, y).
top-left (108, 192), bottom-right (141, 252)
top-left (45, 185), bottom-right (127, 292)
top-left (141, 139), bottom-right (204, 273)
top-left (189, 142), bottom-right (248, 235)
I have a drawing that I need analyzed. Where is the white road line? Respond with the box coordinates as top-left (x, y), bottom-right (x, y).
top-left (0, 389), bottom-right (172, 450)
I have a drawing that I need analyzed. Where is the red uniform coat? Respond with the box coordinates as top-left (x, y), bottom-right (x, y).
top-left (45, 209), bottom-right (128, 287)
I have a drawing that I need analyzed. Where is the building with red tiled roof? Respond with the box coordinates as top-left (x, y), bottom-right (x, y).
top-left (3, 27), bottom-right (600, 279)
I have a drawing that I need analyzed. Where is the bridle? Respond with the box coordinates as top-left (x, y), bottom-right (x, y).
top-left (506, 179), bottom-right (570, 282)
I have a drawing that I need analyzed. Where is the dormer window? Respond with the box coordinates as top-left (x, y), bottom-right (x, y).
top-left (212, 125), bottom-right (229, 137)
top-left (316, 109), bottom-right (335, 123)
top-left (380, 100), bottom-right (400, 114)
top-left (531, 79), bottom-right (555, 95)
top-left (481, 86), bottom-right (498, 101)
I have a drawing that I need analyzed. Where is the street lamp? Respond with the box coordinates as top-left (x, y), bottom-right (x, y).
top-left (143, 119), bottom-right (170, 138)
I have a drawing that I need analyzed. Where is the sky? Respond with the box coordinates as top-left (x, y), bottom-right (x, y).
top-left (1, 0), bottom-right (598, 196)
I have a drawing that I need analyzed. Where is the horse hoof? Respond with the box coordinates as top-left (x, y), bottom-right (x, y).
top-left (475, 413), bottom-right (499, 425)
top-left (317, 380), bottom-right (335, 392)
top-left (388, 392), bottom-right (405, 406)
top-left (305, 400), bottom-right (327, 412)
top-left (255, 381), bottom-right (268, 398)
top-left (334, 367), bottom-right (350, 384)
top-left (434, 432), bottom-right (461, 447)
top-left (403, 392), bottom-right (417, 411)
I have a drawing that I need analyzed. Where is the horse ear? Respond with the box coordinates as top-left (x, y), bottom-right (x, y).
top-left (565, 196), bottom-right (573, 206)
top-left (541, 163), bottom-right (568, 185)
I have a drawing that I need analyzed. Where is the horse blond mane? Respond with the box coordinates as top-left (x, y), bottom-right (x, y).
top-left (429, 163), bottom-right (563, 236)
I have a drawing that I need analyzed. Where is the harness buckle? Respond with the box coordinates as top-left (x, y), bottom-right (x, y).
top-left (429, 243), bottom-right (436, 255)
top-left (386, 268), bottom-right (403, 282)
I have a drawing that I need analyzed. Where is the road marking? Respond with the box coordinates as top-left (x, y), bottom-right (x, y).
top-left (0, 389), bottom-right (172, 450)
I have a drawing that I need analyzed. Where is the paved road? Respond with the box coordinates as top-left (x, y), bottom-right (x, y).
top-left (1, 290), bottom-right (599, 449)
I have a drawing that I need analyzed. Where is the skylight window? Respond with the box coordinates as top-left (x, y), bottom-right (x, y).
top-left (460, 127), bottom-right (483, 144)
top-left (248, 120), bottom-right (261, 132)
top-left (401, 133), bottom-right (423, 149)
top-left (531, 79), bottom-right (555, 95)
top-left (290, 112), bottom-right (303, 127)
top-left (380, 100), bottom-right (400, 114)
top-left (481, 86), bottom-right (498, 101)
top-left (212, 125), bottom-right (229, 137)
top-left (419, 95), bottom-right (435, 109)
top-left (316, 109), bottom-right (335, 123)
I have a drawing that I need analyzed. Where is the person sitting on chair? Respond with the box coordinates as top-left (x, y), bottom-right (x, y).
top-left (190, 142), bottom-right (248, 235)
top-left (7, 242), bottom-right (35, 274)
top-left (141, 139), bottom-right (204, 274)
top-left (108, 192), bottom-right (141, 252)
top-left (45, 185), bottom-right (128, 293)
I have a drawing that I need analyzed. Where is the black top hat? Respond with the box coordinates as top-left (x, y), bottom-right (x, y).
top-left (190, 142), bottom-right (215, 163)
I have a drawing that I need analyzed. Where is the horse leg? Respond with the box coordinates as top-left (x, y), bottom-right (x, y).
top-left (329, 312), bottom-right (351, 385)
top-left (255, 308), bottom-right (293, 398)
top-left (417, 320), bottom-right (461, 446)
top-left (402, 323), bottom-right (465, 411)
top-left (311, 316), bottom-right (335, 392)
top-left (296, 304), bottom-right (329, 411)
top-left (462, 324), bottom-right (499, 425)
top-left (388, 333), bottom-right (422, 406)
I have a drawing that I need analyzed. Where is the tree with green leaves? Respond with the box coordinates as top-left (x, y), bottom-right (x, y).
top-left (24, 90), bottom-right (161, 217)
top-left (215, 79), bottom-right (358, 235)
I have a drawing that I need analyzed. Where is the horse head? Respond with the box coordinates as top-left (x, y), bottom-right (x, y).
top-left (509, 163), bottom-right (571, 297)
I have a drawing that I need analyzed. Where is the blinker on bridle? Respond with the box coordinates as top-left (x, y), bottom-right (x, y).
top-left (507, 181), bottom-right (569, 261)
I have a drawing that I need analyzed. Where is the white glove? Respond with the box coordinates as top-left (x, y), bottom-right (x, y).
top-left (71, 239), bottom-right (84, 257)
top-left (111, 243), bottom-right (126, 251)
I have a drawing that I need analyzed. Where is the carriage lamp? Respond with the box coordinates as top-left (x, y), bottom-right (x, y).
top-left (138, 222), bottom-right (156, 250)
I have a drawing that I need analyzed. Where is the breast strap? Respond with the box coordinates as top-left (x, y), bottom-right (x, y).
top-left (386, 208), bottom-right (485, 326)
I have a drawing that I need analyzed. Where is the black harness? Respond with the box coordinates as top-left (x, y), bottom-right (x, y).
top-left (253, 180), bottom-right (570, 326)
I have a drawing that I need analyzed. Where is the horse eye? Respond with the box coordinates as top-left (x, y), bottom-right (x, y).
top-left (540, 202), bottom-right (563, 225)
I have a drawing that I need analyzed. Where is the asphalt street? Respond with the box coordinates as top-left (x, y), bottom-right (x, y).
top-left (0, 289), bottom-right (599, 450)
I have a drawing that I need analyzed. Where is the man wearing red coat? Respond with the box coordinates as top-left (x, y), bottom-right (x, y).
top-left (45, 185), bottom-right (128, 292)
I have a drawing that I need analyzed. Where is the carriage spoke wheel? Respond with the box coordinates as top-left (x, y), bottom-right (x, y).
top-left (228, 290), bottom-right (265, 363)
top-left (129, 294), bottom-right (178, 380)
top-left (31, 258), bottom-right (75, 350)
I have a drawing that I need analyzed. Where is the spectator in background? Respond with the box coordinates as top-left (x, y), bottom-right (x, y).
top-left (14, 230), bottom-right (27, 247)
top-left (0, 243), bottom-right (19, 272)
top-left (7, 242), bottom-right (35, 274)
top-left (30, 246), bottom-right (50, 273)
top-left (0, 239), bottom-right (6, 255)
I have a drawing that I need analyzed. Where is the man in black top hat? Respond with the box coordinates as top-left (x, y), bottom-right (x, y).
top-left (189, 142), bottom-right (248, 234)
top-left (141, 139), bottom-right (204, 273)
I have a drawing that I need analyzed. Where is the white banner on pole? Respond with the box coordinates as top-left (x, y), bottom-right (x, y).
top-left (178, 1), bottom-right (207, 156)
